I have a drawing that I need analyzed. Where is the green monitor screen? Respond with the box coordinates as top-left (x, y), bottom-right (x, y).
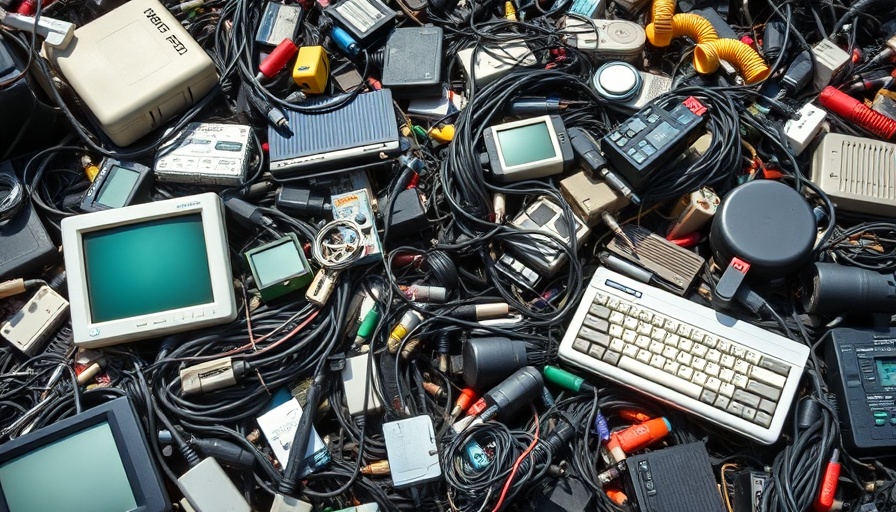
top-left (0, 422), bottom-right (137, 512)
top-left (96, 166), bottom-right (141, 208)
top-left (495, 121), bottom-right (557, 167)
top-left (83, 213), bottom-right (214, 323)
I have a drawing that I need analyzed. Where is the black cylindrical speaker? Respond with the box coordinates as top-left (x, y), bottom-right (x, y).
top-left (462, 337), bottom-right (529, 390)
top-left (801, 262), bottom-right (896, 314)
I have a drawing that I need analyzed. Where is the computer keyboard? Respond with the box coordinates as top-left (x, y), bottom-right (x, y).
top-left (558, 267), bottom-right (810, 444)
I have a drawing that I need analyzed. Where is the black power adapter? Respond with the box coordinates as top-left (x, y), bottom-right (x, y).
top-left (380, 27), bottom-right (443, 99)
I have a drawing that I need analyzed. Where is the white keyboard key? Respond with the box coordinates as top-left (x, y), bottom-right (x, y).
top-left (618, 356), bottom-right (702, 399)
top-left (750, 366), bottom-right (787, 388)
top-left (610, 338), bottom-right (625, 352)
top-left (636, 349), bottom-right (652, 364)
top-left (733, 360), bottom-right (751, 375)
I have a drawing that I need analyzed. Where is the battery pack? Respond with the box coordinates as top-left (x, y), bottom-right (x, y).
top-left (292, 46), bottom-right (330, 94)
top-left (154, 123), bottom-right (252, 186)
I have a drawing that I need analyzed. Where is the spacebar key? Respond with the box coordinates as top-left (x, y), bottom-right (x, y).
top-left (618, 356), bottom-right (702, 399)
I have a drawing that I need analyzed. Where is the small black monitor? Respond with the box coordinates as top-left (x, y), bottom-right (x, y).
top-left (0, 397), bottom-right (169, 512)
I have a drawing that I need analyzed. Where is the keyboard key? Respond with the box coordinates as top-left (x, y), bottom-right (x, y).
top-left (758, 399), bottom-right (776, 415)
top-left (692, 357), bottom-right (707, 372)
top-left (733, 390), bottom-right (761, 409)
top-left (744, 350), bottom-right (761, 365)
top-left (579, 326), bottom-right (609, 345)
top-left (635, 336), bottom-right (651, 349)
top-left (584, 317), bottom-right (610, 333)
top-left (720, 354), bottom-right (736, 369)
top-left (573, 338), bottom-right (590, 353)
top-left (663, 361), bottom-right (680, 375)
top-left (719, 368), bottom-right (735, 383)
top-left (733, 360), bottom-right (751, 375)
top-left (618, 356), bottom-right (702, 399)
top-left (754, 411), bottom-right (773, 428)
top-left (603, 350), bottom-right (621, 366)
top-left (665, 334), bottom-right (681, 348)
top-left (700, 389), bottom-right (717, 405)
top-left (719, 383), bottom-right (735, 397)
top-left (636, 349), bottom-right (652, 364)
top-left (662, 346), bottom-right (679, 360)
top-left (747, 380), bottom-right (781, 401)
top-left (677, 366), bottom-right (694, 381)
top-left (691, 343), bottom-right (708, 358)
top-left (610, 338), bottom-right (625, 352)
top-left (750, 366), bottom-right (787, 388)
top-left (757, 357), bottom-right (791, 377)
top-left (692, 371), bottom-right (708, 386)
top-left (590, 304), bottom-right (611, 319)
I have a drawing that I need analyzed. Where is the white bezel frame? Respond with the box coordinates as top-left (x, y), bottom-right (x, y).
top-left (488, 115), bottom-right (564, 181)
top-left (61, 192), bottom-right (237, 348)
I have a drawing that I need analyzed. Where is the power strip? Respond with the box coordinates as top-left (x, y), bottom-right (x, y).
top-left (810, 133), bottom-right (896, 216)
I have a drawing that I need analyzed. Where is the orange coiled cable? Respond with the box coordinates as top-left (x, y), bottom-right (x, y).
top-left (693, 38), bottom-right (770, 84)
top-left (646, 0), bottom-right (675, 47)
top-left (647, 13), bottom-right (718, 47)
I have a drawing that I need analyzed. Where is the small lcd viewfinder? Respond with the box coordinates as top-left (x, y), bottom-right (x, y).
top-left (80, 159), bottom-right (153, 212)
top-left (483, 115), bottom-right (574, 182)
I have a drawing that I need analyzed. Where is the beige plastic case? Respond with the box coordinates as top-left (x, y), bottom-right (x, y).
top-left (45, 0), bottom-right (218, 146)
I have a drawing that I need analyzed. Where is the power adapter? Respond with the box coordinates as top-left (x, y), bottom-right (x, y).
top-left (0, 162), bottom-right (56, 279)
top-left (381, 27), bottom-right (443, 98)
top-left (387, 188), bottom-right (428, 239)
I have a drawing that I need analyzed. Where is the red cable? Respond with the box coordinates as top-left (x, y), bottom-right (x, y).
top-left (491, 410), bottom-right (540, 512)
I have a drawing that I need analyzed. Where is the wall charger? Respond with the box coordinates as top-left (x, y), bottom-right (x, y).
top-left (1, 285), bottom-right (69, 356)
top-left (44, 0), bottom-right (218, 146)
top-left (382, 415), bottom-right (441, 488)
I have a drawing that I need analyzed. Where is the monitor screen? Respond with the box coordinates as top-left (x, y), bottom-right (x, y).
top-left (250, 240), bottom-right (305, 288)
top-left (0, 422), bottom-right (137, 512)
top-left (96, 166), bottom-right (141, 208)
top-left (495, 122), bottom-right (556, 167)
top-left (83, 213), bottom-right (214, 323)
top-left (62, 192), bottom-right (237, 348)
top-left (877, 358), bottom-right (896, 387)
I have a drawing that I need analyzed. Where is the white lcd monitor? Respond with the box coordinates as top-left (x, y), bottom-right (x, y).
top-left (61, 192), bottom-right (237, 348)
